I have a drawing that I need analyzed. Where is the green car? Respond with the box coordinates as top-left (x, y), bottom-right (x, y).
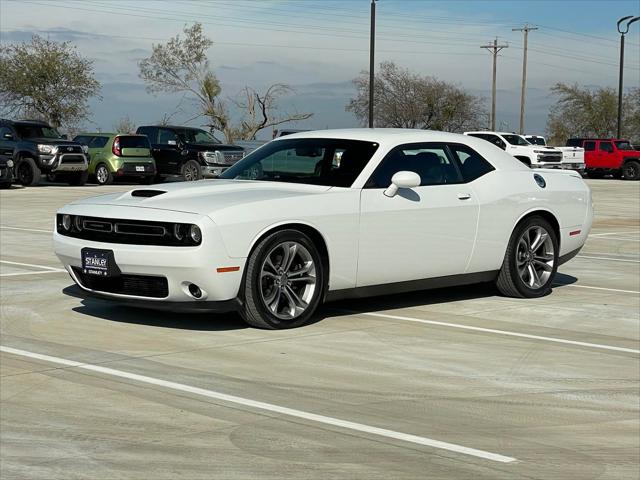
top-left (73, 133), bottom-right (156, 185)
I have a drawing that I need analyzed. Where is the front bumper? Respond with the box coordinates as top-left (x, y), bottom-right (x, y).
top-left (561, 163), bottom-right (585, 172)
top-left (54, 208), bottom-right (245, 304)
top-left (42, 153), bottom-right (88, 173)
top-left (202, 164), bottom-right (228, 178)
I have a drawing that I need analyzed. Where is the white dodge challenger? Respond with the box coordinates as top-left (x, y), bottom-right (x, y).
top-left (54, 129), bottom-right (593, 329)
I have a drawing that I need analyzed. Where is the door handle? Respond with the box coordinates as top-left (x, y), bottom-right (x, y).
top-left (457, 193), bottom-right (472, 200)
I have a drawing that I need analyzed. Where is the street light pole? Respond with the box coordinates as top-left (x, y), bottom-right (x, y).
top-left (616, 16), bottom-right (639, 138)
top-left (369, 0), bottom-right (377, 128)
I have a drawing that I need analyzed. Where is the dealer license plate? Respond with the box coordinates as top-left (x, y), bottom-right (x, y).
top-left (81, 248), bottom-right (119, 277)
top-left (136, 166), bottom-right (145, 172)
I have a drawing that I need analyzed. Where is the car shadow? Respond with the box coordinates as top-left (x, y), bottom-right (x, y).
top-left (63, 273), bottom-right (579, 330)
top-left (63, 285), bottom-right (247, 331)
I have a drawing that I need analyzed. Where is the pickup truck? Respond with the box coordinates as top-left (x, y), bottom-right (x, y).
top-left (464, 131), bottom-right (563, 168)
top-left (136, 125), bottom-right (245, 181)
top-left (566, 138), bottom-right (640, 180)
top-left (0, 119), bottom-right (89, 186)
top-left (524, 135), bottom-right (585, 174)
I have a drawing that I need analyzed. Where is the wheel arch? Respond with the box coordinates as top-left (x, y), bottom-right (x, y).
top-left (513, 209), bottom-right (561, 250)
top-left (242, 221), bottom-right (331, 299)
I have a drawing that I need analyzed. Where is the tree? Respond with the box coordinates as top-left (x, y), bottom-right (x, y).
top-left (0, 35), bottom-right (100, 128)
top-left (139, 23), bottom-right (311, 143)
top-left (113, 115), bottom-right (136, 134)
top-left (347, 61), bottom-right (486, 132)
top-left (546, 83), bottom-right (640, 144)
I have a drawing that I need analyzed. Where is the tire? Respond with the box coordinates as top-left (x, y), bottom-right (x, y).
top-left (496, 215), bottom-right (559, 298)
top-left (67, 171), bottom-right (89, 186)
top-left (16, 157), bottom-right (41, 186)
top-left (240, 229), bottom-right (325, 329)
top-left (94, 163), bottom-right (113, 185)
top-left (181, 160), bottom-right (201, 181)
top-left (622, 161), bottom-right (640, 181)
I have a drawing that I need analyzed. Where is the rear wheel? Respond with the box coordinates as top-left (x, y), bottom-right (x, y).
top-left (622, 161), bottom-right (640, 180)
top-left (16, 157), bottom-right (41, 186)
top-left (496, 216), bottom-right (558, 298)
top-left (95, 164), bottom-right (113, 185)
top-left (240, 230), bottom-right (324, 329)
top-left (181, 160), bottom-right (201, 181)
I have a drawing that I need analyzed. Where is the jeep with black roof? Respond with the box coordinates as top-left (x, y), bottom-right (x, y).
top-left (0, 119), bottom-right (89, 186)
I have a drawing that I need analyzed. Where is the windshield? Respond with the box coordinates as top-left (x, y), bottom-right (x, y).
top-left (15, 124), bottom-right (63, 139)
top-left (526, 137), bottom-right (546, 146)
top-left (220, 138), bottom-right (379, 187)
top-left (502, 134), bottom-right (530, 146)
top-left (615, 141), bottom-right (633, 150)
top-left (177, 129), bottom-right (219, 144)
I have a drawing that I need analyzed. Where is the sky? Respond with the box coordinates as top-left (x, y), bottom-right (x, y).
top-left (1, 0), bottom-right (639, 138)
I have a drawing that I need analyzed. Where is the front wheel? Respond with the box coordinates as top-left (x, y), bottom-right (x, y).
top-left (240, 230), bottom-right (324, 329)
top-left (16, 157), bottom-right (41, 186)
top-left (622, 161), bottom-right (640, 181)
top-left (496, 216), bottom-right (558, 298)
top-left (181, 160), bottom-right (201, 181)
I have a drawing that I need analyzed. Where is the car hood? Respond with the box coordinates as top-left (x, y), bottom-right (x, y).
top-left (185, 143), bottom-right (244, 152)
top-left (69, 180), bottom-right (332, 216)
top-left (26, 138), bottom-right (81, 146)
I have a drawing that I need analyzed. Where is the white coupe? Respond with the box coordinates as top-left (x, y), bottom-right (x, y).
top-left (54, 129), bottom-right (593, 329)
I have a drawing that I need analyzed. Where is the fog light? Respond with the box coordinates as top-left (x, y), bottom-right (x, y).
top-left (62, 214), bottom-right (72, 231)
top-left (188, 284), bottom-right (202, 298)
top-left (189, 225), bottom-right (201, 244)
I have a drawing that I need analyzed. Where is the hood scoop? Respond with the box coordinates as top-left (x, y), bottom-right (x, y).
top-left (130, 189), bottom-right (167, 198)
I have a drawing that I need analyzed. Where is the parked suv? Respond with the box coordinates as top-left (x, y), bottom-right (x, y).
top-left (0, 154), bottom-right (14, 188)
top-left (74, 133), bottom-right (156, 185)
top-left (464, 131), bottom-right (563, 168)
top-left (136, 125), bottom-right (245, 181)
top-left (0, 119), bottom-right (88, 186)
top-left (567, 138), bottom-right (640, 180)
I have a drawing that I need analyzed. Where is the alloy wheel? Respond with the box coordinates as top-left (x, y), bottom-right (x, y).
top-left (516, 226), bottom-right (555, 289)
top-left (259, 241), bottom-right (317, 320)
top-left (184, 164), bottom-right (199, 181)
top-left (96, 166), bottom-right (109, 184)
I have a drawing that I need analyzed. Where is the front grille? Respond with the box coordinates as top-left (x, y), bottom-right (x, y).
top-left (56, 215), bottom-right (201, 246)
top-left (221, 151), bottom-right (244, 164)
top-left (60, 154), bottom-right (85, 163)
top-left (72, 267), bottom-right (168, 298)
top-left (57, 145), bottom-right (83, 154)
top-left (538, 154), bottom-right (562, 162)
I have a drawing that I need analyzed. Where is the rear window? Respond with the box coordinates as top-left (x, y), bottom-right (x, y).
top-left (615, 141), bottom-right (633, 151)
top-left (118, 136), bottom-right (150, 149)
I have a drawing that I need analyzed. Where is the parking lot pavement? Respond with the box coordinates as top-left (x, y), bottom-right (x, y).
top-left (1, 180), bottom-right (638, 479)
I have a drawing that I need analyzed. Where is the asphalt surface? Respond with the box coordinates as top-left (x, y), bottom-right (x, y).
top-left (1, 178), bottom-right (638, 479)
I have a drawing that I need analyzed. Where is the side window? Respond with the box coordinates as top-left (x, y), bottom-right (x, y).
top-left (599, 141), bottom-right (613, 153)
top-left (1, 126), bottom-right (15, 139)
top-left (91, 136), bottom-right (109, 148)
top-left (487, 135), bottom-right (506, 150)
top-left (366, 143), bottom-right (462, 188)
top-left (138, 127), bottom-right (158, 144)
top-left (448, 143), bottom-right (494, 182)
top-left (158, 129), bottom-right (178, 145)
top-left (73, 135), bottom-right (92, 145)
top-left (583, 141), bottom-right (596, 151)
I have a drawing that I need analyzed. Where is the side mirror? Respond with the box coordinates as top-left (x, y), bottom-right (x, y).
top-left (2, 133), bottom-right (14, 140)
top-left (384, 171), bottom-right (421, 197)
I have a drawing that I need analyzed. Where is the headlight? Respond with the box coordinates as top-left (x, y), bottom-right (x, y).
top-left (189, 225), bottom-right (202, 244)
top-left (6, 159), bottom-right (13, 168)
top-left (37, 144), bottom-right (57, 154)
top-left (533, 150), bottom-right (544, 154)
top-left (61, 214), bottom-right (72, 231)
top-left (81, 145), bottom-right (89, 154)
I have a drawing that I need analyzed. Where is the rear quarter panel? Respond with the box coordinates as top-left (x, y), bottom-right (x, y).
top-left (466, 170), bottom-right (591, 273)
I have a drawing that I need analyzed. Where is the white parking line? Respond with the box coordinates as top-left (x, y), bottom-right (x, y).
top-left (560, 284), bottom-right (640, 294)
top-left (0, 270), bottom-right (67, 278)
top-left (578, 255), bottom-right (640, 263)
top-left (0, 225), bottom-right (52, 234)
top-left (0, 260), bottom-right (65, 271)
top-left (356, 313), bottom-right (639, 354)
top-left (590, 231), bottom-right (639, 237)
top-left (0, 346), bottom-right (517, 464)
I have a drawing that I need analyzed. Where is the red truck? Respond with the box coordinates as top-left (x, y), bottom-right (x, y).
top-left (567, 138), bottom-right (640, 180)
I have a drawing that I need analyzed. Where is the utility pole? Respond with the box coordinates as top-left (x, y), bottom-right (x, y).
top-left (481, 38), bottom-right (508, 131)
top-left (368, 0), bottom-right (377, 128)
top-left (616, 16), bottom-right (639, 138)
top-left (513, 24), bottom-right (537, 134)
